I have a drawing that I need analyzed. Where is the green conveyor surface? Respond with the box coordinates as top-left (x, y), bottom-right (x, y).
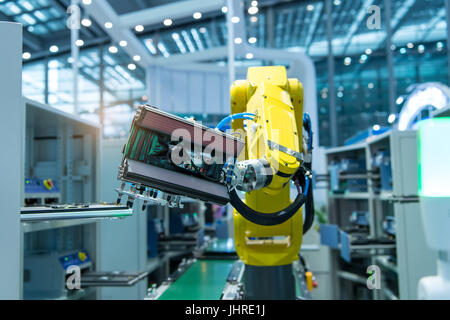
top-left (159, 259), bottom-right (234, 300)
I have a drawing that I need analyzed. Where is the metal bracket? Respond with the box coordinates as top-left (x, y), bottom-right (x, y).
top-left (115, 183), bottom-right (184, 209)
top-left (267, 140), bottom-right (304, 162)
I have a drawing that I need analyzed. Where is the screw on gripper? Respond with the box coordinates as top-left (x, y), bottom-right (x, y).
top-left (126, 199), bottom-right (134, 208)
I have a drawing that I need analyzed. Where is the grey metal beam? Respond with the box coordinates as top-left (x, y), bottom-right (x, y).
top-left (342, 0), bottom-right (375, 55)
top-left (305, 3), bottom-right (324, 55)
top-left (291, 7), bottom-right (305, 47)
top-left (81, 0), bottom-right (153, 68)
top-left (267, 6), bottom-right (275, 48)
top-left (377, 0), bottom-right (416, 50)
top-left (58, 0), bottom-right (102, 39)
top-left (384, 0), bottom-right (396, 115)
top-left (326, 0), bottom-right (338, 146)
top-left (99, 45), bottom-right (105, 131)
top-left (118, 0), bottom-right (225, 29)
top-left (44, 57), bottom-right (49, 104)
top-left (283, 10), bottom-right (295, 48)
top-left (227, 0), bottom-right (236, 83)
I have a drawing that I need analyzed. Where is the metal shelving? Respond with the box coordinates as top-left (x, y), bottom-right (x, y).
top-left (20, 99), bottom-right (110, 300)
top-left (325, 130), bottom-right (436, 300)
top-left (328, 192), bottom-right (371, 200)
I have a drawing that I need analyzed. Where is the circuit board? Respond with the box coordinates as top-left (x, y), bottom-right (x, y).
top-left (117, 105), bottom-right (245, 206)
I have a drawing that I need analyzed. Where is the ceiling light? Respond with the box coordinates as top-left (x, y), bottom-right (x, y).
top-left (104, 22), bottom-right (113, 29)
top-left (388, 114), bottom-right (397, 124)
top-left (333, 0), bottom-right (341, 5)
top-left (133, 55), bottom-right (141, 62)
top-left (368, 83), bottom-right (374, 89)
top-left (135, 25), bottom-right (144, 32)
top-left (221, 6), bottom-right (228, 13)
top-left (306, 4), bottom-right (314, 11)
top-left (199, 27), bottom-right (207, 33)
top-left (163, 19), bottom-right (173, 26)
top-left (365, 48), bottom-right (372, 55)
top-left (246, 53), bottom-right (254, 59)
top-left (373, 124), bottom-right (381, 131)
top-left (248, 37), bottom-right (257, 44)
top-left (108, 46), bottom-right (118, 53)
top-left (250, 16), bottom-right (258, 23)
top-left (248, 6), bottom-right (258, 14)
top-left (231, 16), bottom-right (240, 23)
top-left (22, 52), bottom-right (31, 59)
top-left (400, 47), bottom-right (406, 54)
top-left (193, 12), bottom-right (202, 19)
top-left (75, 39), bottom-right (84, 46)
top-left (251, 1), bottom-right (258, 6)
top-left (344, 57), bottom-right (351, 65)
top-left (81, 18), bottom-right (91, 27)
top-left (437, 42), bottom-right (444, 51)
top-left (396, 96), bottom-right (404, 105)
top-left (407, 42), bottom-right (414, 49)
top-left (234, 37), bottom-right (242, 44)
top-left (49, 45), bottom-right (59, 53)
top-left (128, 63), bottom-right (136, 70)
top-left (119, 40), bottom-right (128, 47)
top-left (82, 0), bottom-right (91, 4)
top-left (418, 44), bottom-right (425, 53)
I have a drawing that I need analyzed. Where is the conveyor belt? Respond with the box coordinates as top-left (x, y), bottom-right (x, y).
top-left (159, 260), bottom-right (234, 300)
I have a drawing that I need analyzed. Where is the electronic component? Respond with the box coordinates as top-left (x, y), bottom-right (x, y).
top-left (116, 105), bottom-right (245, 208)
top-left (329, 158), bottom-right (367, 193)
top-left (372, 150), bottom-right (393, 192)
top-left (383, 216), bottom-right (396, 237)
top-left (24, 178), bottom-right (61, 206)
top-left (350, 211), bottom-right (369, 228)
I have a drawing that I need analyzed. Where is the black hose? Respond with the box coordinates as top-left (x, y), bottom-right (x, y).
top-left (302, 171), bottom-right (315, 235)
top-left (228, 188), bottom-right (307, 226)
top-left (294, 167), bottom-right (314, 235)
top-left (301, 113), bottom-right (315, 235)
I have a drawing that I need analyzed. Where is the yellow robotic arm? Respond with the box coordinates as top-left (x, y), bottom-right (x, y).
top-left (115, 65), bottom-right (313, 300)
top-left (230, 66), bottom-right (307, 267)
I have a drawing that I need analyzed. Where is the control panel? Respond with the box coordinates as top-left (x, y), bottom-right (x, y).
top-left (58, 250), bottom-right (92, 271)
top-left (24, 178), bottom-right (61, 206)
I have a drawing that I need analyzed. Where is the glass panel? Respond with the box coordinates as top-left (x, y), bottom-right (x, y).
top-left (23, 61), bottom-right (45, 103)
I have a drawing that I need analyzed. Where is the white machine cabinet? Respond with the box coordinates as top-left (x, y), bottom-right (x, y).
top-left (325, 130), bottom-right (436, 300)
top-left (0, 21), bottom-right (23, 300)
top-left (368, 130), bottom-right (437, 300)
